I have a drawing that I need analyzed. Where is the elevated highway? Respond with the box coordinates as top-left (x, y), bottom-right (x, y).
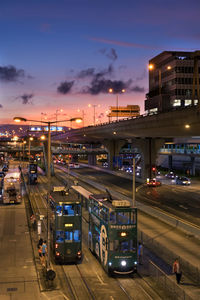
top-left (53, 106), bottom-right (200, 181)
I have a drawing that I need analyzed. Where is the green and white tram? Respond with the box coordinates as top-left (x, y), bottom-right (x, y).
top-left (88, 193), bottom-right (137, 275)
top-left (50, 186), bottom-right (82, 263)
top-left (71, 186), bottom-right (137, 275)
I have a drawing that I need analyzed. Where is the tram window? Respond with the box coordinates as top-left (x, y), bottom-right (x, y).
top-left (75, 204), bottom-right (81, 216)
top-left (110, 212), bottom-right (116, 224)
top-left (63, 205), bottom-right (74, 216)
top-left (121, 240), bottom-right (129, 252)
top-left (93, 203), bottom-right (99, 216)
top-left (56, 230), bottom-right (64, 243)
top-left (117, 212), bottom-right (130, 224)
top-left (65, 231), bottom-right (73, 242)
top-left (56, 205), bottom-right (62, 216)
top-left (100, 207), bottom-right (108, 223)
top-left (74, 230), bottom-right (81, 242)
top-left (130, 211), bottom-right (136, 224)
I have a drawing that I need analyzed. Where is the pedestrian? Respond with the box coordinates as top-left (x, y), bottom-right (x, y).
top-left (138, 242), bottom-right (143, 265)
top-left (41, 240), bottom-right (47, 267)
top-left (173, 258), bottom-right (182, 284)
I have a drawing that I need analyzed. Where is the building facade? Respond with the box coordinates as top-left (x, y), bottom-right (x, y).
top-left (145, 51), bottom-right (200, 113)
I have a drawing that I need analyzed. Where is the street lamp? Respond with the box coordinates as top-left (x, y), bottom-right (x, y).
top-left (88, 104), bottom-right (100, 125)
top-left (108, 88), bottom-right (125, 121)
top-left (14, 116), bottom-right (82, 270)
top-left (148, 64), bottom-right (171, 95)
top-left (28, 137), bottom-right (34, 162)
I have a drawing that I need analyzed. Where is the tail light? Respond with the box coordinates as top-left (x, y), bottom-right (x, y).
top-left (55, 251), bottom-right (60, 256)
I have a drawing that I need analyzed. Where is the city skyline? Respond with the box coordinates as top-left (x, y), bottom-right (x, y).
top-left (0, 0), bottom-right (200, 125)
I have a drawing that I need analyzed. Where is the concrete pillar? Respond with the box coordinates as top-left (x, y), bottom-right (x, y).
top-left (102, 140), bottom-right (125, 169)
top-left (191, 156), bottom-right (196, 176)
top-left (132, 138), bottom-right (165, 182)
top-left (88, 154), bottom-right (97, 166)
top-left (168, 155), bottom-right (173, 170)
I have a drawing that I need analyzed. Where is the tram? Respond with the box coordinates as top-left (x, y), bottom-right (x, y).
top-left (50, 186), bottom-right (82, 263)
top-left (28, 163), bottom-right (37, 185)
top-left (3, 168), bottom-right (22, 204)
top-left (72, 186), bottom-right (138, 275)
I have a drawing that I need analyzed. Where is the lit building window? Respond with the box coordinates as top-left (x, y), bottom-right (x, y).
top-left (194, 99), bottom-right (198, 105)
top-left (185, 99), bottom-right (192, 106)
top-left (172, 99), bottom-right (181, 107)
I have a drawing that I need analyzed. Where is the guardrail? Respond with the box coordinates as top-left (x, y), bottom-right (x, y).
top-left (148, 260), bottom-right (194, 300)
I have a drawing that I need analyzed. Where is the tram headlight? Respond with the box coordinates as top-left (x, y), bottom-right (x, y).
top-left (121, 260), bottom-right (126, 266)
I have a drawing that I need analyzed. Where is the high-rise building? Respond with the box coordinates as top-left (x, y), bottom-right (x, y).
top-left (145, 50), bottom-right (200, 113)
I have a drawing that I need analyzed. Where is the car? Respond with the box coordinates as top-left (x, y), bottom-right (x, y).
top-left (102, 162), bottom-right (108, 168)
top-left (74, 163), bottom-right (80, 169)
top-left (165, 171), bottom-right (176, 179)
top-left (0, 172), bottom-right (5, 178)
top-left (147, 178), bottom-right (161, 187)
top-left (176, 176), bottom-right (191, 185)
top-left (2, 166), bottom-right (8, 172)
top-left (68, 163), bottom-right (74, 168)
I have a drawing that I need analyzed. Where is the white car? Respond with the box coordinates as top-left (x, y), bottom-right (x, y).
top-left (74, 163), bottom-right (80, 168)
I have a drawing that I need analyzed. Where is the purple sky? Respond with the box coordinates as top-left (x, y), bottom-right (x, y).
top-left (0, 0), bottom-right (199, 126)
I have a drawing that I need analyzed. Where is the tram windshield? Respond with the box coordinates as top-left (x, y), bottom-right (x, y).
top-left (56, 230), bottom-right (64, 242)
top-left (109, 211), bottom-right (136, 225)
top-left (109, 240), bottom-right (136, 253)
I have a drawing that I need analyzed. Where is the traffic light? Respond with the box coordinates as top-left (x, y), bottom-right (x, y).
top-left (152, 167), bottom-right (156, 172)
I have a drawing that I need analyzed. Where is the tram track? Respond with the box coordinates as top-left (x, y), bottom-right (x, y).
top-left (29, 170), bottom-right (165, 300)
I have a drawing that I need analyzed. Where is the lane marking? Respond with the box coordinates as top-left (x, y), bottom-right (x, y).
top-left (95, 272), bottom-right (105, 285)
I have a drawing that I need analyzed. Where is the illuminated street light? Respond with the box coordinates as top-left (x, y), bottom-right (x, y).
top-left (185, 124), bottom-right (190, 129)
top-left (14, 115), bottom-right (82, 271)
top-left (88, 104), bottom-right (100, 125)
top-left (148, 64), bottom-right (172, 95)
top-left (108, 88), bottom-right (126, 121)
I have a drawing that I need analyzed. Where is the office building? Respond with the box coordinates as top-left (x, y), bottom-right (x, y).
top-left (145, 50), bottom-right (200, 113)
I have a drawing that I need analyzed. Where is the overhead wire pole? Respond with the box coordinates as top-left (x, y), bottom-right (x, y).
top-left (47, 121), bottom-right (51, 270)
top-left (132, 157), bottom-right (136, 207)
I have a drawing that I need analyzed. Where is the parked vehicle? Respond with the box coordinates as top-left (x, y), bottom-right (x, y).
top-left (176, 176), bottom-right (191, 185)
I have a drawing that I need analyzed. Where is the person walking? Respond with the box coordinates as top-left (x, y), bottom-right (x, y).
top-left (138, 242), bottom-right (143, 265)
top-left (173, 258), bottom-right (182, 284)
top-left (41, 240), bottom-right (47, 267)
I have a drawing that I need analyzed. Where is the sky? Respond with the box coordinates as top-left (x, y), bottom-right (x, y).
top-left (0, 0), bottom-right (200, 126)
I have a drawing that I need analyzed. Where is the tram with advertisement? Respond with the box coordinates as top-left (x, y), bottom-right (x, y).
top-left (49, 186), bottom-right (82, 263)
top-left (72, 185), bottom-right (138, 275)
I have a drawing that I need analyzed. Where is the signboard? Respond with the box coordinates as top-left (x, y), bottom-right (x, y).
top-left (112, 200), bottom-right (130, 207)
top-left (53, 186), bottom-right (65, 192)
top-left (108, 105), bottom-right (140, 118)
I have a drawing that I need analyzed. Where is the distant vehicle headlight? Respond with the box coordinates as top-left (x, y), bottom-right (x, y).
top-left (121, 260), bottom-right (126, 266)
top-left (134, 261), bottom-right (137, 265)
top-left (183, 181), bottom-right (187, 184)
top-left (109, 262), bottom-right (112, 266)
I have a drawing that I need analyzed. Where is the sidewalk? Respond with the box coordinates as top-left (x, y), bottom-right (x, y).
top-left (0, 197), bottom-right (42, 299)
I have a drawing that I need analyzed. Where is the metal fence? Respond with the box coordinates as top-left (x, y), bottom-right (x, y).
top-left (138, 230), bottom-right (200, 285)
top-left (149, 260), bottom-right (194, 300)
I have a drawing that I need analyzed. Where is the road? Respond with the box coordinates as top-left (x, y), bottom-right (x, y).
top-left (66, 165), bottom-right (200, 227)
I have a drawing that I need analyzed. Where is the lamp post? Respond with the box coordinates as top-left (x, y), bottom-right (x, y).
top-left (28, 137), bottom-right (34, 162)
top-left (14, 116), bottom-right (82, 270)
top-left (88, 104), bottom-right (100, 125)
top-left (108, 88), bottom-right (125, 121)
top-left (55, 109), bottom-right (63, 134)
